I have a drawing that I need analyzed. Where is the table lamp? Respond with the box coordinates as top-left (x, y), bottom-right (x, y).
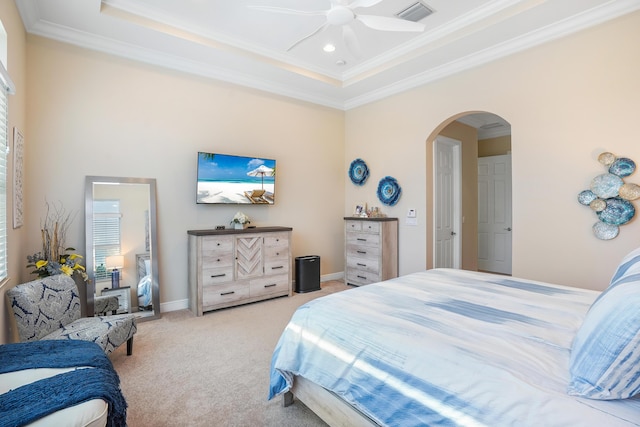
top-left (105, 255), bottom-right (124, 288)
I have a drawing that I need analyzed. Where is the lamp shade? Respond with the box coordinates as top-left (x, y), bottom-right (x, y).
top-left (105, 255), bottom-right (124, 270)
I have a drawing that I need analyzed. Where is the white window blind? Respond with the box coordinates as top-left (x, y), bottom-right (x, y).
top-left (93, 200), bottom-right (121, 281)
top-left (0, 61), bottom-right (13, 282)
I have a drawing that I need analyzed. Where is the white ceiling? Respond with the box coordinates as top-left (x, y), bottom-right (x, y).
top-left (15, 0), bottom-right (640, 110)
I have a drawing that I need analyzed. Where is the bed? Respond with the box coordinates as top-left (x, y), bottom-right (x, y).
top-left (269, 249), bottom-right (640, 426)
top-left (0, 340), bottom-right (127, 427)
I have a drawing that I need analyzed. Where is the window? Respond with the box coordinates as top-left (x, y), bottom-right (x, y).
top-left (93, 200), bottom-right (121, 281)
top-left (0, 20), bottom-right (14, 282)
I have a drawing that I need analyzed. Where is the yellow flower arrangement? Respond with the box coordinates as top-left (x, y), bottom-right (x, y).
top-left (26, 201), bottom-right (88, 282)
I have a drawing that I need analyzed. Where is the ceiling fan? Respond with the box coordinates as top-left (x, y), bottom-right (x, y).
top-left (249, 0), bottom-right (426, 57)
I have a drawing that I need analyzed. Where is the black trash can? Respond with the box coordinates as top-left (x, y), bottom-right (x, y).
top-left (295, 255), bottom-right (321, 293)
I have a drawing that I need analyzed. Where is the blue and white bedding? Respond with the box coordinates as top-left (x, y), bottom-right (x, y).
top-left (269, 268), bottom-right (640, 426)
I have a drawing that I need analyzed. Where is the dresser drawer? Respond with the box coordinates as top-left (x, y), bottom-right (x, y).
top-left (201, 266), bottom-right (234, 285)
top-left (346, 244), bottom-right (380, 259)
top-left (201, 252), bottom-right (234, 269)
top-left (345, 220), bottom-right (362, 232)
top-left (250, 274), bottom-right (289, 297)
top-left (202, 235), bottom-right (233, 253)
top-left (203, 282), bottom-right (249, 307)
top-left (360, 221), bottom-right (380, 233)
top-left (263, 245), bottom-right (288, 261)
top-left (263, 233), bottom-right (289, 249)
top-left (346, 232), bottom-right (381, 247)
top-left (264, 258), bottom-right (289, 276)
top-left (345, 268), bottom-right (381, 286)
top-left (346, 256), bottom-right (380, 274)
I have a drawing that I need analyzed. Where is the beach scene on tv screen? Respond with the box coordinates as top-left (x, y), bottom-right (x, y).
top-left (197, 152), bottom-right (276, 204)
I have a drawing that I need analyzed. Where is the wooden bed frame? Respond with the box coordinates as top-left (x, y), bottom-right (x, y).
top-left (284, 375), bottom-right (379, 427)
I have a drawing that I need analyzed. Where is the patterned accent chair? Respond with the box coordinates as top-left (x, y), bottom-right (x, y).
top-left (6, 274), bottom-right (137, 355)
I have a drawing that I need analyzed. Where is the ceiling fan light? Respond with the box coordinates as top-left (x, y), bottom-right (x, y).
top-left (327, 6), bottom-right (355, 26)
top-left (323, 44), bottom-right (336, 52)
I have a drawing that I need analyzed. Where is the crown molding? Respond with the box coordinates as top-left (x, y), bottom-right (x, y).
top-left (18, 0), bottom-right (640, 112)
top-left (344, 0), bottom-right (640, 110)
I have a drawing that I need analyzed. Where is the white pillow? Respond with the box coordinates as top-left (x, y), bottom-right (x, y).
top-left (568, 248), bottom-right (640, 400)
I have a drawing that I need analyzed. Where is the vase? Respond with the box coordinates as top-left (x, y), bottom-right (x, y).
top-left (234, 223), bottom-right (244, 230)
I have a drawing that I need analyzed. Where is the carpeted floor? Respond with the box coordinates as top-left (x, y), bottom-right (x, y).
top-left (110, 280), bottom-right (350, 426)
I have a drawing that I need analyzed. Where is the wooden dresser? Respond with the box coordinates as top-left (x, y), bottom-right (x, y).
top-left (187, 227), bottom-right (292, 316)
top-left (344, 217), bottom-right (398, 286)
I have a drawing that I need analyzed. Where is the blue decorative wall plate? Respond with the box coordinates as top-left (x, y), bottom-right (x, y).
top-left (348, 158), bottom-right (369, 185)
top-left (597, 197), bottom-right (635, 225)
top-left (577, 190), bottom-right (597, 205)
top-left (609, 158), bottom-right (636, 178)
top-left (579, 151), bottom-right (638, 240)
top-left (593, 221), bottom-right (619, 240)
top-left (377, 176), bottom-right (401, 206)
top-left (590, 173), bottom-right (623, 198)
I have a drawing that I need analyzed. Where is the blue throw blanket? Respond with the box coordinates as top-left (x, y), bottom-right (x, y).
top-left (0, 340), bottom-right (127, 427)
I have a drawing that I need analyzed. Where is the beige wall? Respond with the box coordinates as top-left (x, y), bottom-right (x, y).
top-left (346, 10), bottom-right (640, 291)
top-left (21, 36), bottom-right (344, 319)
top-left (0, 1), bottom-right (27, 344)
top-left (479, 135), bottom-right (511, 157)
top-left (3, 5), bottom-right (640, 342)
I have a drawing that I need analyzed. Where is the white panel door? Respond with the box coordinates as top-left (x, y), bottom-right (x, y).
top-left (477, 154), bottom-right (512, 274)
top-left (434, 137), bottom-right (461, 269)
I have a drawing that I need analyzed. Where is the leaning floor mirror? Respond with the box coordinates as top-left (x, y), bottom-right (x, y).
top-left (85, 176), bottom-right (160, 321)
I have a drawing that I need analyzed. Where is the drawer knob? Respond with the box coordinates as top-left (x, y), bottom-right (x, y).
top-left (357, 238), bottom-right (367, 242)
top-left (272, 266), bottom-right (284, 270)
top-left (211, 273), bottom-right (226, 278)
top-left (357, 250), bottom-right (366, 254)
top-left (357, 263), bottom-right (366, 267)
top-left (220, 291), bottom-right (235, 296)
top-left (265, 284), bottom-right (276, 288)
top-left (357, 275), bottom-right (366, 279)
top-left (217, 243), bottom-right (221, 246)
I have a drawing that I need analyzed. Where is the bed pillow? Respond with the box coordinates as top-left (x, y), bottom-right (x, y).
top-left (609, 246), bottom-right (640, 286)
top-left (568, 249), bottom-right (640, 400)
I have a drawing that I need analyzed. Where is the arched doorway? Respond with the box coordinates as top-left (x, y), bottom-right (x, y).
top-left (427, 112), bottom-right (512, 274)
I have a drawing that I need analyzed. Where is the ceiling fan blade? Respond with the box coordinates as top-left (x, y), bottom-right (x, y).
top-left (287, 22), bottom-right (330, 51)
top-left (342, 25), bottom-right (362, 58)
top-left (248, 5), bottom-right (326, 16)
top-left (356, 14), bottom-right (425, 32)
top-left (348, 0), bottom-right (385, 9)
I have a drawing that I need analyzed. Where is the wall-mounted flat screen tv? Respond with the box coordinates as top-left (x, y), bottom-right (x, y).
top-left (197, 152), bottom-right (276, 204)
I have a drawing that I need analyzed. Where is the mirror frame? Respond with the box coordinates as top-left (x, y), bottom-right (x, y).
top-left (84, 176), bottom-right (161, 321)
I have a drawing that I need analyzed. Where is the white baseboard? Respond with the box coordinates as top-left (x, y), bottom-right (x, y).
top-left (321, 272), bottom-right (344, 282)
top-left (160, 272), bottom-right (345, 313)
top-left (160, 299), bottom-right (189, 313)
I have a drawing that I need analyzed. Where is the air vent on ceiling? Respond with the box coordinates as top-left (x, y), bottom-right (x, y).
top-left (480, 122), bottom-right (505, 130)
top-left (396, 2), bottom-right (434, 22)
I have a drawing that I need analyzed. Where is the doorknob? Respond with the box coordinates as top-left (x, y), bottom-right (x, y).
top-left (505, 227), bottom-right (512, 231)
top-left (451, 231), bottom-right (456, 236)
